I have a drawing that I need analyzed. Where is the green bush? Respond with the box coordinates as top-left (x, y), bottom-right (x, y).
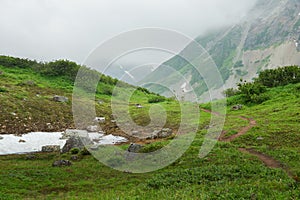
top-left (70, 148), bottom-right (80, 155)
top-left (148, 96), bottom-right (166, 103)
top-left (80, 147), bottom-right (91, 155)
top-left (256, 66), bottom-right (300, 87)
top-left (0, 87), bottom-right (8, 93)
top-left (223, 88), bottom-right (238, 97)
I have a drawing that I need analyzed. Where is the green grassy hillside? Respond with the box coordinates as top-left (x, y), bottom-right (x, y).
top-left (0, 58), bottom-right (299, 199)
top-left (0, 56), bottom-right (173, 136)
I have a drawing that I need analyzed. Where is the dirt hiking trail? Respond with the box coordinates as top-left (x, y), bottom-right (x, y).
top-left (201, 108), bottom-right (296, 180)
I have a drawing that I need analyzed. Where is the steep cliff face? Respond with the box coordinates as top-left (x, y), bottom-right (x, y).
top-left (145, 0), bottom-right (300, 100)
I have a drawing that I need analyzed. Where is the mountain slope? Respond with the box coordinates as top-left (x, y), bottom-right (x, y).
top-left (0, 56), bottom-right (168, 136)
top-left (144, 0), bottom-right (300, 101)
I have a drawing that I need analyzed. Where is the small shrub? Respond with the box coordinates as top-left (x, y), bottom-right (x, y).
top-left (80, 147), bottom-right (91, 155)
top-left (70, 148), bottom-right (80, 155)
top-left (148, 96), bottom-right (165, 103)
top-left (223, 88), bottom-right (238, 97)
top-left (0, 87), bottom-right (8, 93)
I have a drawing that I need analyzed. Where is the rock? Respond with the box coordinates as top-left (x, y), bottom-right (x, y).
top-left (111, 120), bottom-right (117, 123)
top-left (257, 137), bottom-right (264, 140)
top-left (46, 123), bottom-right (53, 129)
top-left (26, 154), bottom-right (36, 160)
top-left (98, 100), bottom-right (104, 104)
top-left (61, 129), bottom-right (88, 139)
top-left (135, 104), bottom-right (143, 108)
top-left (90, 145), bottom-right (99, 151)
top-left (94, 117), bottom-right (106, 123)
top-left (131, 131), bottom-right (140, 136)
top-left (93, 138), bottom-right (100, 143)
top-left (128, 143), bottom-right (143, 153)
top-left (22, 80), bottom-right (35, 86)
top-left (52, 160), bottom-right (72, 167)
top-left (70, 155), bottom-right (79, 161)
top-left (86, 125), bottom-right (99, 132)
top-left (231, 104), bottom-right (243, 111)
top-left (0, 136), bottom-right (3, 140)
top-left (41, 145), bottom-right (60, 152)
top-left (158, 128), bottom-right (173, 138)
top-left (19, 139), bottom-right (26, 143)
top-left (61, 135), bottom-right (93, 154)
top-left (53, 95), bottom-right (69, 102)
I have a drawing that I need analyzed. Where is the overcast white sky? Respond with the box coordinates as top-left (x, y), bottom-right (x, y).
top-left (0, 0), bottom-right (257, 64)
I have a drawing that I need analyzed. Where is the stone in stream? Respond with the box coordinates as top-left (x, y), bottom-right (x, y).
top-left (60, 129), bottom-right (88, 139)
top-left (61, 135), bottom-right (93, 154)
top-left (0, 136), bottom-right (3, 140)
top-left (86, 125), bottom-right (99, 132)
top-left (18, 139), bottom-right (26, 143)
top-left (42, 145), bottom-right (60, 153)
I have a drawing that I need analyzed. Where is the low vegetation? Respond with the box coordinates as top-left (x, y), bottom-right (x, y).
top-left (0, 58), bottom-right (299, 199)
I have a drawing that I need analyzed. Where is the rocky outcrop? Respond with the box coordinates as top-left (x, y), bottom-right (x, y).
top-left (62, 135), bottom-right (93, 154)
top-left (146, 128), bottom-right (173, 140)
top-left (42, 145), bottom-right (60, 152)
top-left (61, 130), bottom-right (93, 153)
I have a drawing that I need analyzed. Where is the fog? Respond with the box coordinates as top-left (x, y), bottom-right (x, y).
top-left (0, 0), bottom-right (257, 63)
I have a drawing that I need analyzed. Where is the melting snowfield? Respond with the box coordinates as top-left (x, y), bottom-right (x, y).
top-left (0, 132), bottom-right (127, 155)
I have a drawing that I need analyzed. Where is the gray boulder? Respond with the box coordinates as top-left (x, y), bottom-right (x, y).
top-left (42, 145), bottom-right (60, 152)
top-left (61, 129), bottom-right (88, 139)
top-left (61, 135), bottom-right (93, 154)
top-left (25, 154), bottom-right (36, 160)
top-left (52, 160), bottom-right (72, 167)
top-left (90, 145), bottom-right (99, 151)
top-left (128, 143), bottom-right (143, 153)
top-left (94, 117), bottom-right (106, 123)
top-left (158, 128), bottom-right (173, 138)
top-left (231, 104), bottom-right (243, 111)
top-left (70, 155), bottom-right (79, 161)
top-left (87, 125), bottom-right (99, 132)
top-left (53, 95), bottom-right (69, 102)
top-left (131, 131), bottom-right (140, 136)
top-left (0, 136), bottom-right (3, 140)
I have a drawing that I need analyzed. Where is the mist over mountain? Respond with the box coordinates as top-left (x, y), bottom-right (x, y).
top-left (142, 0), bottom-right (300, 102)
